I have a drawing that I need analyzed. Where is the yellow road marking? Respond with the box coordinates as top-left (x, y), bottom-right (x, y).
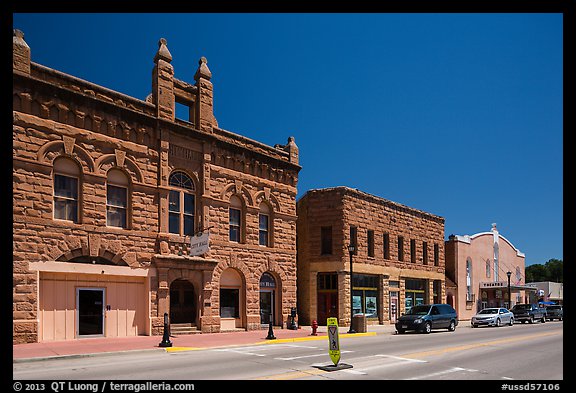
top-left (401, 330), bottom-right (561, 359)
top-left (254, 368), bottom-right (328, 380)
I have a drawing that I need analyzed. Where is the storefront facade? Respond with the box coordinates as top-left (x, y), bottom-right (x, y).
top-left (296, 187), bottom-right (446, 327)
top-left (445, 224), bottom-right (530, 320)
top-left (13, 31), bottom-right (300, 343)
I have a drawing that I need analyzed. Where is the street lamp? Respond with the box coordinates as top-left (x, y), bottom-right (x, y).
top-left (348, 244), bottom-right (356, 334)
top-left (506, 271), bottom-right (512, 309)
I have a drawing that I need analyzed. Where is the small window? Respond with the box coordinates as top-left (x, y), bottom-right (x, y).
top-left (259, 213), bottom-right (269, 246)
top-left (398, 236), bottom-right (404, 261)
top-left (434, 243), bottom-right (439, 266)
top-left (486, 260), bottom-right (491, 278)
top-left (229, 195), bottom-right (243, 243)
top-left (422, 242), bottom-right (428, 265)
top-left (410, 239), bottom-right (416, 263)
top-left (168, 171), bottom-right (195, 236)
top-left (321, 226), bottom-right (333, 255)
top-left (383, 233), bottom-right (390, 260)
top-left (367, 230), bottom-right (375, 257)
top-left (350, 226), bottom-right (358, 255)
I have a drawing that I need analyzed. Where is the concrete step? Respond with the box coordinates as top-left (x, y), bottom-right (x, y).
top-left (170, 323), bottom-right (200, 335)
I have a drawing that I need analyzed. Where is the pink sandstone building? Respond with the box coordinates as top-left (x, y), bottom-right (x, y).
top-left (445, 224), bottom-right (533, 321)
top-left (13, 30), bottom-right (300, 343)
top-left (296, 187), bottom-right (446, 327)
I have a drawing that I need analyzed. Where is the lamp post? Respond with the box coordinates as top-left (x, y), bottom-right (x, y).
top-left (348, 244), bottom-right (356, 334)
top-left (506, 271), bottom-right (512, 309)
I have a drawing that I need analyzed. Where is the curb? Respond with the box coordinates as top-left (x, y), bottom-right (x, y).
top-left (13, 348), bottom-right (166, 364)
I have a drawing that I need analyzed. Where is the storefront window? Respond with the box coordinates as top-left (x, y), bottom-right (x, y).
top-left (405, 279), bottom-right (426, 313)
top-left (220, 288), bottom-right (239, 318)
top-left (352, 274), bottom-right (379, 318)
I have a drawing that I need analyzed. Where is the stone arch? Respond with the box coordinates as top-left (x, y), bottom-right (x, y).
top-left (46, 236), bottom-right (134, 267)
top-left (253, 190), bottom-right (281, 213)
top-left (168, 168), bottom-right (200, 191)
top-left (95, 153), bottom-right (143, 184)
top-left (220, 182), bottom-right (254, 207)
top-left (38, 139), bottom-right (95, 173)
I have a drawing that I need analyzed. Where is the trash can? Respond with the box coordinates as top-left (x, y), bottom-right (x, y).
top-left (352, 313), bottom-right (367, 333)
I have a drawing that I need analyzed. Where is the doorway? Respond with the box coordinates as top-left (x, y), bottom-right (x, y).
top-left (260, 291), bottom-right (274, 325)
top-left (77, 288), bottom-right (105, 337)
top-left (170, 279), bottom-right (196, 324)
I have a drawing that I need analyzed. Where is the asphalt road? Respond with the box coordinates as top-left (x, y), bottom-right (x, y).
top-left (13, 321), bottom-right (563, 381)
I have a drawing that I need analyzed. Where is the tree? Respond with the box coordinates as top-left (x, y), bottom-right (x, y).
top-left (525, 259), bottom-right (563, 283)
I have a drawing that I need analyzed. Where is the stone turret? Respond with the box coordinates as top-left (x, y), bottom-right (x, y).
top-left (13, 29), bottom-right (30, 75)
top-left (194, 56), bottom-right (218, 133)
top-left (152, 38), bottom-right (175, 121)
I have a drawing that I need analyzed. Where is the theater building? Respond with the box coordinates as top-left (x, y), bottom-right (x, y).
top-left (445, 224), bottom-right (532, 321)
top-left (296, 187), bottom-right (446, 327)
top-left (13, 30), bottom-right (300, 344)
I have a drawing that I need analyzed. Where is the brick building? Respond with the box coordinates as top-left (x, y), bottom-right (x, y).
top-left (296, 187), bottom-right (446, 327)
top-left (445, 224), bottom-right (532, 321)
top-left (13, 30), bottom-right (300, 344)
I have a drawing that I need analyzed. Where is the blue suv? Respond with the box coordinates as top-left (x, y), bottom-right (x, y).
top-left (395, 304), bottom-right (458, 334)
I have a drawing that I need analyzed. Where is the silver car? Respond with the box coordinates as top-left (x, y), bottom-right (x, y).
top-left (471, 307), bottom-right (514, 328)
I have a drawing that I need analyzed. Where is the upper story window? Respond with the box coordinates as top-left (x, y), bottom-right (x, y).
top-left (367, 230), bottom-right (375, 257)
top-left (516, 266), bottom-right (522, 283)
top-left (259, 203), bottom-right (270, 247)
top-left (168, 171), bottom-right (195, 236)
top-left (106, 168), bottom-right (129, 228)
top-left (410, 239), bottom-right (416, 263)
top-left (434, 243), bottom-right (439, 266)
top-left (321, 226), bottom-right (333, 255)
top-left (422, 241), bottom-right (428, 265)
top-left (398, 236), bottom-right (404, 261)
top-left (350, 226), bottom-right (358, 255)
top-left (229, 195), bottom-right (242, 243)
top-left (53, 157), bottom-right (80, 223)
top-left (486, 260), bottom-right (491, 278)
top-left (383, 233), bottom-right (390, 260)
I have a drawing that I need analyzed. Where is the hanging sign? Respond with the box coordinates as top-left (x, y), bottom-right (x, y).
top-left (327, 317), bottom-right (340, 366)
top-left (189, 231), bottom-right (210, 256)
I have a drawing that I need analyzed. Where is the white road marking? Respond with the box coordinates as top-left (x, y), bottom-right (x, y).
top-left (375, 354), bottom-right (428, 363)
top-left (275, 350), bottom-right (353, 361)
top-left (405, 367), bottom-right (478, 380)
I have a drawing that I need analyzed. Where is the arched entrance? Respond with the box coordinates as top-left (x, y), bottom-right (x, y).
top-left (170, 279), bottom-right (196, 324)
top-left (259, 272), bottom-right (277, 325)
top-left (220, 268), bottom-right (245, 330)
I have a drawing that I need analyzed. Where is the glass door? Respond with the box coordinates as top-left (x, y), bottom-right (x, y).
top-left (77, 288), bottom-right (105, 337)
top-left (260, 290), bottom-right (274, 325)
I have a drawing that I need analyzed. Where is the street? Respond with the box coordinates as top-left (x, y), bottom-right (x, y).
top-left (13, 321), bottom-right (562, 381)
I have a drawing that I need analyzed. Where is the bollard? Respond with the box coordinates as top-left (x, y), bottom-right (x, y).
top-left (158, 312), bottom-right (173, 347)
top-left (311, 319), bottom-right (318, 336)
top-left (265, 314), bottom-right (276, 340)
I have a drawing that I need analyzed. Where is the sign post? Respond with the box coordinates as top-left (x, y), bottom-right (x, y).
top-left (314, 317), bottom-right (353, 372)
top-left (327, 317), bottom-right (341, 366)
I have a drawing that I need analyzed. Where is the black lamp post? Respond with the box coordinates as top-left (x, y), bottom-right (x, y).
top-left (348, 244), bottom-right (356, 334)
top-left (506, 271), bottom-right (512, 309)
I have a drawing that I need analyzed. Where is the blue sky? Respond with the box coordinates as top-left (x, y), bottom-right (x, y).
top-left (12, 13), bottom-right (563, 266)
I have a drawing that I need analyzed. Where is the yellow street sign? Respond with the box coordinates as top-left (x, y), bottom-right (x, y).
top-left (327, 317), bottom-right (340, 366)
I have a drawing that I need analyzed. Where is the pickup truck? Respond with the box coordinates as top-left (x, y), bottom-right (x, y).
top-left (511, 304), bottom-right (546, 324)
top-left (545, 305), bottom-right (563, 321)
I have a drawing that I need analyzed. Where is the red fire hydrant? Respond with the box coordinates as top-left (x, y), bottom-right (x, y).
top-left (311, 320), bottom-right (318, 336)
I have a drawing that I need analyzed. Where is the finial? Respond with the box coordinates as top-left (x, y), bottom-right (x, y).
top-left (14, 29), bottom-right (25, 39)
top-left (154, 37), bottom-right (172, 63)
top-left (194, 56), bottom-right (212, 81)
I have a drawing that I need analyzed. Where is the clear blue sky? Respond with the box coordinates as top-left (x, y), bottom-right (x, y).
top-left (12, 13), bottom-right (563, 266)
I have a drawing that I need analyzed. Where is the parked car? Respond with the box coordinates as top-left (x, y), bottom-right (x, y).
top-left (545, 305), bottom-right (563, 321)
top-left (511, 303), bottom-right (546, 324)
top-left (395, 304), bottom-right (458, 334)
top-left (471, 307), bottom-right (514, 328)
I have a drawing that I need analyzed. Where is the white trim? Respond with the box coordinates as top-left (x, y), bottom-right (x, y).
top-left (29, 261), bottom-right (155, 277)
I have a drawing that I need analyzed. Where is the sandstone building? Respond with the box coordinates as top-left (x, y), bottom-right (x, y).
top-left (445, 224), bottom-right (533, 320)
top-left (296, 187), bottom-right (446, 327)
top-left (13, 30), bottom-right (300, 344)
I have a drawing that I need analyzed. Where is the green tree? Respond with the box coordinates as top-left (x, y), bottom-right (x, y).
top-left (525, 259), bottom-right (563, 283)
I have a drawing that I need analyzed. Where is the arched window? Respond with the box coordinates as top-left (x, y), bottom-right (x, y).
top-left (168, 171), bottom-right (195, 236)
top-left (53, 157), bottom-right (80, 223)
top-left (229, 195), bottom-right (243, 243)
top-left (486, 259), bottom-right (491, 278)
top-left (106, 168), bottom-right (129, 228)
top-left (466, 258), bottom-right (473, 301)
top-left (259, 203), bottom-right (270, 247)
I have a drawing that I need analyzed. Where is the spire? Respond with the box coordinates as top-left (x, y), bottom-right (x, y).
top-left (13, 29), bottom-right (31, 75)
top-left (154, 38), bottom-right (172, 63)
top-left (194, 56), bottom-right (212, 81)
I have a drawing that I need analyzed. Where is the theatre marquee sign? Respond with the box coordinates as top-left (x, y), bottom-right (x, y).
top-left (480, 281), bottom-right (507, 289)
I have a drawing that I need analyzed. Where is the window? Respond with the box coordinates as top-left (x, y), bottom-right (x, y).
top-left (486, 260), bottom-right (491, 278)
top-left (398, 236), bottom-right (404, 261)
top-left (106, 169), bottom-right (128, 228)
top-left (229, 195), bottom-right (242, 243)
top-left (350, 226), bottom-right (358, 255)
top-left (516, 267), bottom-right (522, 283)
top-left (410, 239), bottom-right (416, 263)
top-left (259, 204), bottom-right (270, 246)
top-left (53, 158), bottom-right (79, 223)
top-left (383, 233), bottom-right (390, 260)
top-left (168, 171), bottom-right (195, 236)
top-left (466, 258), bottom-right (473, 301)
top-left (434, 243), bottom-right (439, 266)
top-left (367, 230), bottom-right (375, 257)
top-left (317, 273), bottom-right (338, 290)
top-left (352, 274), bottom-right (379, 318)
top-left (220, 288), bottom-right (239, 318)
top-left (422, 242), bottom-right (428, 265)
top-left (321, 226), bottom-right (333, 255)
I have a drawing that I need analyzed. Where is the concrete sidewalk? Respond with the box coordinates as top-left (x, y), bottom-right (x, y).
top-left (13, 324), bottom-right (397, 363)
